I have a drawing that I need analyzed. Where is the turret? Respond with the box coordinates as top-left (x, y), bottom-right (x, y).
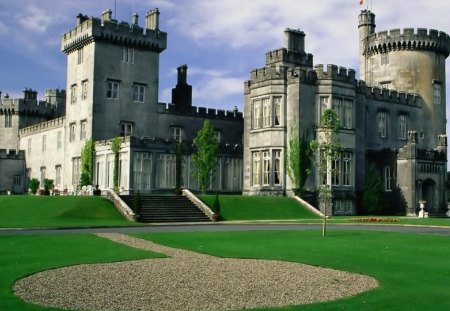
top-left (358, 10), bottom-right (376, 82)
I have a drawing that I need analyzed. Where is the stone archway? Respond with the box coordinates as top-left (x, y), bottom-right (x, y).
top-left (422, 179), bottom-right (436, 213)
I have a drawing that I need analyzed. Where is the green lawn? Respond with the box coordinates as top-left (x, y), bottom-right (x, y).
top-left (134, 230), bottom-right (450, 310)
top-left (0, 196), bottom-right (135, 228)
top-left (199, 195), bottom-right (319, 220)
top-left (0, 234), bottom-right (165, 310)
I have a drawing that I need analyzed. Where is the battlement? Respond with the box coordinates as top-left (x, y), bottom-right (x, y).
top-left (157, 103), bottom-right (243, 121)
top-left (249, 65), bottom-right (288, 83)
top-left (265, 48), bottom-right (313, 68)
top-left (356, 80), bottom-right (421, 106)
top-left (0, 89), bottom-right (58, 117)
top-left (0, 149), bottom-right (25, 160)
top-left (61, 8), bottom-right (167, 54)
top-left (314, 64), bottom-right (356, 83)
top-left (366, 27), bottom-right (450, 57)
top-left (19, 117), bottom-right (65, 137)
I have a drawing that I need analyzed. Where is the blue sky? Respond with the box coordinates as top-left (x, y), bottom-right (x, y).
top-left (0, 0), bottom-right (449, 116)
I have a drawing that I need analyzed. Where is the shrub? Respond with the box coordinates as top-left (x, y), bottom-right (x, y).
top-left (43, 179), bottom-right (54, 193)
top-left (212, 193), bottom-right (221, 217)
top-left (29, 178), bottom-right (40, 195)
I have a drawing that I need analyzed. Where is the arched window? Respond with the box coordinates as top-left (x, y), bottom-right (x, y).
top-left (384, 166), bottom-right (392, 191)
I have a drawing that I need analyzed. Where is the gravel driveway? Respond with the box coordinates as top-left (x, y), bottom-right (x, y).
top-left (14, 233), bottom-right (378, 311)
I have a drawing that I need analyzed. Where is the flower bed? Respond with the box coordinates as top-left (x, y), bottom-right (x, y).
top-left (348, 217), bottom-right (400, 223)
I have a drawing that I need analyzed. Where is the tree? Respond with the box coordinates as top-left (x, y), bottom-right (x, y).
top-left (80, 139), bottom-right (95, 187)
top-left (29, 178), bottom-right (40, 195)
top-left (362, 165), bottom-right (386, 215)
top-left (111, 137), bottom-right (122, 193)
top-left (286, 122), bottom-right (311, 196)
top-left (192, 120), bottom-right (219, 194)
top-left (310, 108), bottom-right (342, 236)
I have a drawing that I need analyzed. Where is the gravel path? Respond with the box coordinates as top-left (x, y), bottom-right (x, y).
top-left (14, 233), bottom-right (378, 311)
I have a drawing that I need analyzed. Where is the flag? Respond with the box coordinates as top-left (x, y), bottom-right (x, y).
top-left (360, 0), bottom-right (365, 5)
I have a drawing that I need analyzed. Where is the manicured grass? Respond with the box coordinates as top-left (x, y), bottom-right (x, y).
top-left (0, 234), bottom-right (165, 310)
top-left (199, 195), bottom-right (319, 220)
top-left (0, 196), bottom-right (136, 228)
top-left (134, 230), bottom-right (450, 310)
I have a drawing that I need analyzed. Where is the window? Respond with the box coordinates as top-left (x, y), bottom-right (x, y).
top-left (69, 123), bottom-right (76, 142)
top-left (215, 131), bottom-right (221, 143)
top-left (334, 200), bottom-right (352, 215)
top-left (262, 150), bottom-right (270, 185)
top-left (380, 81), bottom-right (391, 90)
top-left (70, 84), bottom-right (77, 104)
top-left (55, 165), bottom-right (62, 187)
top-left (331, 157), bottom-right (341, 186)
top-left (333, 97), bottom-right (353, 129)
top-left (122, 46), bottom-right (134, 63)
top-left (4, 114), bottom-right (12, 128)
top-left (252, 151), bottom-right (261, 186)
top-left (120, 122), bottom-right (133, 137)
top-left (262, 98), bottom-right (271, 127)
top-left (378, 111), bottom-right (388, 138)
top-left (320, 151), bottom-right (328, 185)
top-left (342, 152), bottom-right (352, 186)
top-left (42, 135), bottom-right (46, 153)
top-left (273, 97), bottom-right (282, 126)
top-left (252, 99), bottom-right (261, 129)
top-left (106, 81), bottom-right (119, 99)
top-left (40, 167), bottom-right (46, 187)
top-left (81, 80), bottom-right (88, 100)
top-left (273, 150), bottom-right (281, 185)
top-left (80, 120), bottom-right (87, 140)
top-left (14, 175), bottom-right (21, 186)
top-left (434, 83), bottom-right (441, 105)
top-left (172, 127), bottom-right (182, 142)
top-left (77, 47), bottom-right (83, 64)
top-left (57, 131), bottom-right (62, 150)
top-left (381, 52), bottom-right (389, 65)
top-left (320, 96), bottom-right (329, 118)
top-left (72, 158), bottom-right (81, 186)
top-left (133, 84), bottom-right (145, 102)
top-left (399, 114), bottom-right (407, 140)
top-left (27, 138), bottom-right (32, 154)
top-left (384, 166), bottom-right (392, 191)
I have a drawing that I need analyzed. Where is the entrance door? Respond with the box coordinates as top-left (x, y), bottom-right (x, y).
top-left (422, 179), bottom-right (436, 213)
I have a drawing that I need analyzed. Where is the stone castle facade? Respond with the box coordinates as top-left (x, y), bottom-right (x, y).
top-left (0, 9), bottom-right (243, 195)
top-left (0, 9), bottom-right (448, 216)
top-left (243, 10), bottom-right (449, 215)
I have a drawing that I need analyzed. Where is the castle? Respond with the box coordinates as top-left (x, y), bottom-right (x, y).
top-left (0, 9), bottom-right (448, 216)
top-left (243, 10), bottom-right (449, 216)
top-left (0, 9), bottom-right (243, 196)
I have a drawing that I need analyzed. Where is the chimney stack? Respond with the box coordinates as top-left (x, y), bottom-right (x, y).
top-left (132, 13), bottom-right (139, 26)
top-left (145, 8), bottom-right (160, 30)
top-left (101, 9), bottom-right (112, 23)
top-left (284, 28), bottom-right (305, 53)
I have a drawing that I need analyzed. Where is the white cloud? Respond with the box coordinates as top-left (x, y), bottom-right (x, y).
top-left (193, 74), bottom-right (244, 103)
top-left (15, 5), bottom-right (61, 33)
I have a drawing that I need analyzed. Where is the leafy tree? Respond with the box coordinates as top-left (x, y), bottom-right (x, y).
top-left (310, 108), bottom-right (342, 236)
top-left (286, 122), bottom-right (311, 196)
top-left (362, 165), bottom-right (386, 215)
top-left (212, 193), bottom-right (221, 217)
top-left (192, 120), bottom-right (219, 194)
top-left (111, 137), bottom-right (122, 193)
top-left (80, 139), bottom-right (95, 187)
top-left (133, 191), bottom-right (142, 214)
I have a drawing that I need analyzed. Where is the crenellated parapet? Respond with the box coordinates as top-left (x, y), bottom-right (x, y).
top-left (157, 103), bottom-right (243, 121)
top-left (265, 48), bottom-right (313, 68)
top-left (365, 28), bottom-right (450, 57)
top-left (314, 64), bottom-right (356, 83)
top-left (356, 81), bottom-right (421, 106)
top-left (249, 66), bottom-right (288, 83)
top-left (0, 149), bottom-right (25, 160)
top-left (0, 94), bottom-right (56, 118)
top-left (61, 9), bottom-right (167, 54)
top-left (286, 67), bottom-right (317, 84)
top-left (19, 117), bottom-right (65, 137)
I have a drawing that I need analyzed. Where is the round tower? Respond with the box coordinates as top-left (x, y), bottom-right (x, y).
top-left (363, 25), bottom-right (450, 148)
top-left (358, 10), bottom-right (376, 82)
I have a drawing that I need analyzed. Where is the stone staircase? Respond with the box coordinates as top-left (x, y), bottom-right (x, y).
top-left (120, 194), bottom-right (211, 223)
